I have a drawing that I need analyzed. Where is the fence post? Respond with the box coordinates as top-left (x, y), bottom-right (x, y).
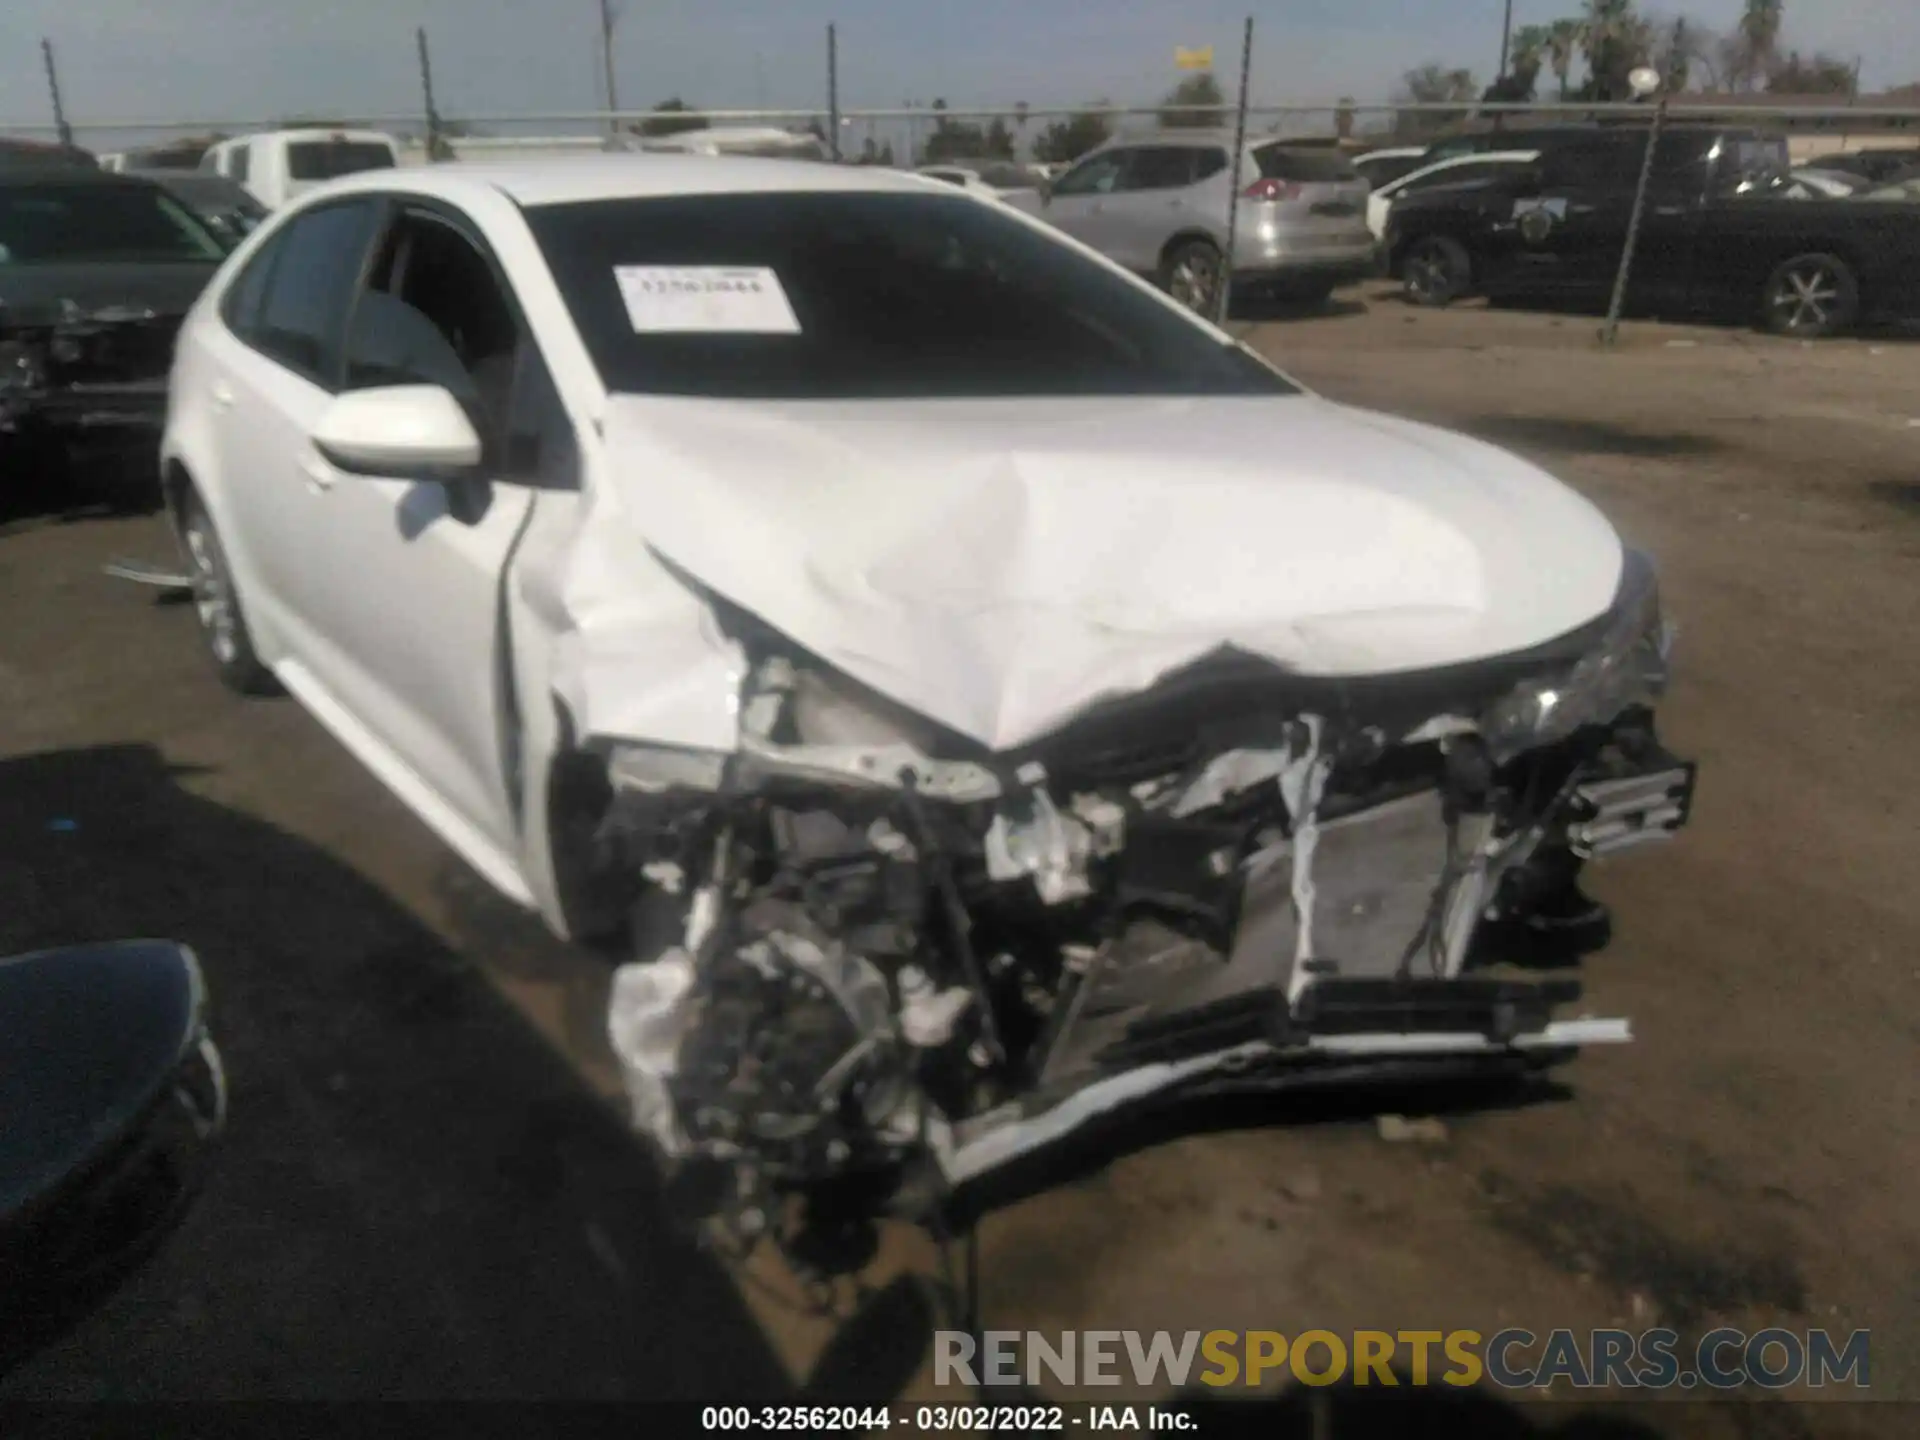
top-left (1217, 16), bottom-right (1255, 326)
top-left (599, 0), bottom-right (620, 134)
top-left (417, 27), bottom-right (443, 162)
top-left (827, 24), bottom-right (841, 160)
top-left (42, 39), bottom-right (73, 150)
top-left (1600, 93), bottom-right (1667, 347)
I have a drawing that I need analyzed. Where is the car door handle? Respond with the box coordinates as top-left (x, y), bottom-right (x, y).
top-left (210, 381), bottom-right (235, 412)
top-left (298, 453), bottom-right (336, 494)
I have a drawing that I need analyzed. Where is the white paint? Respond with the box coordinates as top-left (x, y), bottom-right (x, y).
top-left (573, 392), bottom-right (1623, 752)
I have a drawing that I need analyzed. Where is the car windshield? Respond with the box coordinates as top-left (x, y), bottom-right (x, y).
top-left (0, 182), bottom-right (226, 263)
top-left (525, 190), bottom-right (1296, 400)
top-left (286, 140), bottom-right (396, 180)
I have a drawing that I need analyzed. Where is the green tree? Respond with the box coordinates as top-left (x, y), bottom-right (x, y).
top-left (637, 98), bottom-right (708, 137)
top-left (1546, 18), bottom-right (1584, 99)
top-left (920, 99), bottom-right (995, 163)
top-left (1574, 0), bottom-right (1654, 101)
top-left (1159, 71), bottom-right (1227, 127)
top-left (1033, 105), bottom-right (1114, 164)
top-left (1392, 63), bottom-right (1479, 139)
top-left (1767, 50), bottom-right (1857, 94)
top-left (1486, 24), bottom-right (1552, 101)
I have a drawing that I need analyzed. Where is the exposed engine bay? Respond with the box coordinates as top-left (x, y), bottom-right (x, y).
top-left (595, 551), bottom-right (1694, 1264)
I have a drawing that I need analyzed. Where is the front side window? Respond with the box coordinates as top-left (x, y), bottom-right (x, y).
top-left (248, 199), bottom-right (383, 383)
top-left (1052, 152), bottom-right (1128, 196)
top-left (0, 182), bottom-right (225, 264)
top-left (230, 145), bottom-right (251, 184)
top-left (345, 211), bottom-right (520, 423)
top-left (526, 190), bottom-right (1296, 400)
top-left (287, 140), bottom-right (396, 182)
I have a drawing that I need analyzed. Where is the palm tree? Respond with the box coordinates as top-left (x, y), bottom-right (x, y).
top-left (1547, 19), bottom-right (1583, 100)
top-left (1737, 0), bottom-right (1784, 90)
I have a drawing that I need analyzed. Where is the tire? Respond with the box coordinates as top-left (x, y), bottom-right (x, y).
top-left (1760, 252), bottom-right (1859, 338)
top-left (177, 492), bottom-right (275, 695)
top-left (1159, 238), bottom-right (1225, 317)
top-left (1401, 235), bottom-right (1472, 308)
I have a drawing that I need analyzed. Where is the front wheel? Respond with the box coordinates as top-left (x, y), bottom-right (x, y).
top-left (1401, 235), bottom-right (1472, 308)
top-left (179, 494), bottom-right (275, 695)
top-left (1761, 253), bottom-right (1859, 338)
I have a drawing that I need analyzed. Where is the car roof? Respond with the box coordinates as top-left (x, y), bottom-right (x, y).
top-left (306, 153), bottom-right (941, 209)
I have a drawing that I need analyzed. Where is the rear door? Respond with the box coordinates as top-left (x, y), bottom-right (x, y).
top-left (201, 197), bottom-right (387, 660)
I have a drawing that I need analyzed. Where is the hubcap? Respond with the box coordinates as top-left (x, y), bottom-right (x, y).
top-left (1170, 254), bottom-right (1219, 314)
top-left (1408, 248), bottom-right (1450, 300)
top-left (184, 522), bottom-right (239, 665)
top-left (1771, 265), bottom-right (1839, 332)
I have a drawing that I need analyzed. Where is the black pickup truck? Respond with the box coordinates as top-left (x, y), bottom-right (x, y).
top-left (2, 167), bottom-right (226, 497)
top-left (1381, 125), bottom-right (1920, 337)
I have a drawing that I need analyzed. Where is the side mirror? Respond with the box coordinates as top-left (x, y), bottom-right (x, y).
top-left (311, 385), bottom-right (483, 478)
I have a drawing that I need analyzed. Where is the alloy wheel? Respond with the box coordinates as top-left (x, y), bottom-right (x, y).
top-left (183, 518), bottom-right (239, 666)
top-left (1768, 261), bottom-right (1841, 334)
top-left (1169, 252), bottom-right (1221, 316)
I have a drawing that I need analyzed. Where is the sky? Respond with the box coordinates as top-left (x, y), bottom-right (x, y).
top-left (1, 0), bottom-right (1915, 144)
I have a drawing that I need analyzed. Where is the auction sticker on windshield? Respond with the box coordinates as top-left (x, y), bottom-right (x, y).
top-left (614, 265), bottom-right (801, 333)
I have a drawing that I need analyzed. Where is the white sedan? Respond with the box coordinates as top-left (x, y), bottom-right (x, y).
top-left (160, 155), bottom-right (1692, 1243)
top-left (1366, 149), bottom-right (1542, 240)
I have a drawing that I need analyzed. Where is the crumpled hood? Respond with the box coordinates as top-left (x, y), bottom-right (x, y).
top-left (0, 263), bottom-right (217, 329)
top-left (566, 393), bottom-right (1623, 753)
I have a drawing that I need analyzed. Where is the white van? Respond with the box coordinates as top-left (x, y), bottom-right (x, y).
top-left (198, 128), bottom-right (400, 209)
top-left (621, 126), bottom-right (830, 161)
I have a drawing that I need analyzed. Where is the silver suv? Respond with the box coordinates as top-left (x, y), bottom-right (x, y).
top-left (1005, 132), bottom-right (1375, 313)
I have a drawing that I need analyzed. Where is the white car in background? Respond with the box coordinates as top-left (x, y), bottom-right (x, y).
top-left (158, 154), bottom-right (1693, 1256)
top-left (1366, 150), bottom-right (1541, 240)
top-left (1352, 146), bottom-right (1430, 190)
top-left (199, 128), bottom-right (400, 210)
top-left (915, 162), bottom-right (1040, 198)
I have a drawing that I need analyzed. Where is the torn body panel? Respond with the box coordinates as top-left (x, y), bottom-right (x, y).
top-left (591, 564), bottom-right (1689, 1256)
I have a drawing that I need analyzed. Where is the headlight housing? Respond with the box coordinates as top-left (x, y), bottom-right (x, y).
top-left (1480, 548), bottom-right (1673, 764)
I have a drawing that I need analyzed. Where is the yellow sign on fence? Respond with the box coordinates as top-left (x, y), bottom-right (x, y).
top-left (1175, 45), bottom-right (1214, 71)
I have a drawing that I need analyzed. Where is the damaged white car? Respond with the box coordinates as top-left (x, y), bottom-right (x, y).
top-left (160, 157), bottom-right (1694, 1255)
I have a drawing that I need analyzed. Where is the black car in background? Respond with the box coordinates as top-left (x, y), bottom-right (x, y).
top-left (129, 171), bottom-right (267, 252)
top-left (1382, 125), bottom-right (1920, 337)
top-left (1, 169), bottom-right (226, 497)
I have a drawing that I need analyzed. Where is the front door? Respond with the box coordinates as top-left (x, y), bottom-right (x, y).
top-left (1039, 149), bottom-right (1133, 257)
top-left (296, 204), bottom-right (563, 867)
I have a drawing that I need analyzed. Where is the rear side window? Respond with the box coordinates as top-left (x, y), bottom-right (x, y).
top-left (1541, 141), bottom-right (1643, 189)
top-left (1357, 153), bottom-right (1426, 187)
top-left (1253, 147), bottom-right (1359, 182)
top-left (248, 199), bottom-right (383, 385)
top-left (1193, 149), bottom-right (1229, 181)
top-left (287, 141), bottom-right (396, 181)
top-left (1123, 147), bottom-right (1199, 191)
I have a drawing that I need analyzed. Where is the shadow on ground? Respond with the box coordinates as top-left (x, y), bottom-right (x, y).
top-left (1461, 415), bottom-right (1729, 460)
top-left (0, 436), bottom-right (161, 533)
top-left (0, 744), bottom-right (786, 1400)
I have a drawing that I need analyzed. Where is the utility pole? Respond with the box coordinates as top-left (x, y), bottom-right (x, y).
top-left (42, 39), bottom-right (73, 150)
top-left (827, 24), bottom-right (841, 161)
top-left (1498, 0), bottom-right (1515, 81)
top-left (416, 27), bottom-right (443, 161)
top-left (599, 0), bottom-right (621, 134)
top-left (1217, 16), bottom-right (1255, 326)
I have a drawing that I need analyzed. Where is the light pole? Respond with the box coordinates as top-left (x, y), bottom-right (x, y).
top-left (598, 0), bottom-right (622, 134)
top-left (1498, 0), bottom-right (1515, 83)
top-left (1601, 66), bottom-right (1667, 347)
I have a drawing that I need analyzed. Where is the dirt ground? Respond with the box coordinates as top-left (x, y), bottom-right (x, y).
top-left (0, 288), bottom-right (1914, 1435)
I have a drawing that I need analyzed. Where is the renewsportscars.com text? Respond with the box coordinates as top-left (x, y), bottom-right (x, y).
top-left (934, 1328), bottom-right (1871, 1392)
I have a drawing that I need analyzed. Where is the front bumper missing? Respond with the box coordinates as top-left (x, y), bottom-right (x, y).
top-left (938, 976), bottom-right (1628, 1186)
